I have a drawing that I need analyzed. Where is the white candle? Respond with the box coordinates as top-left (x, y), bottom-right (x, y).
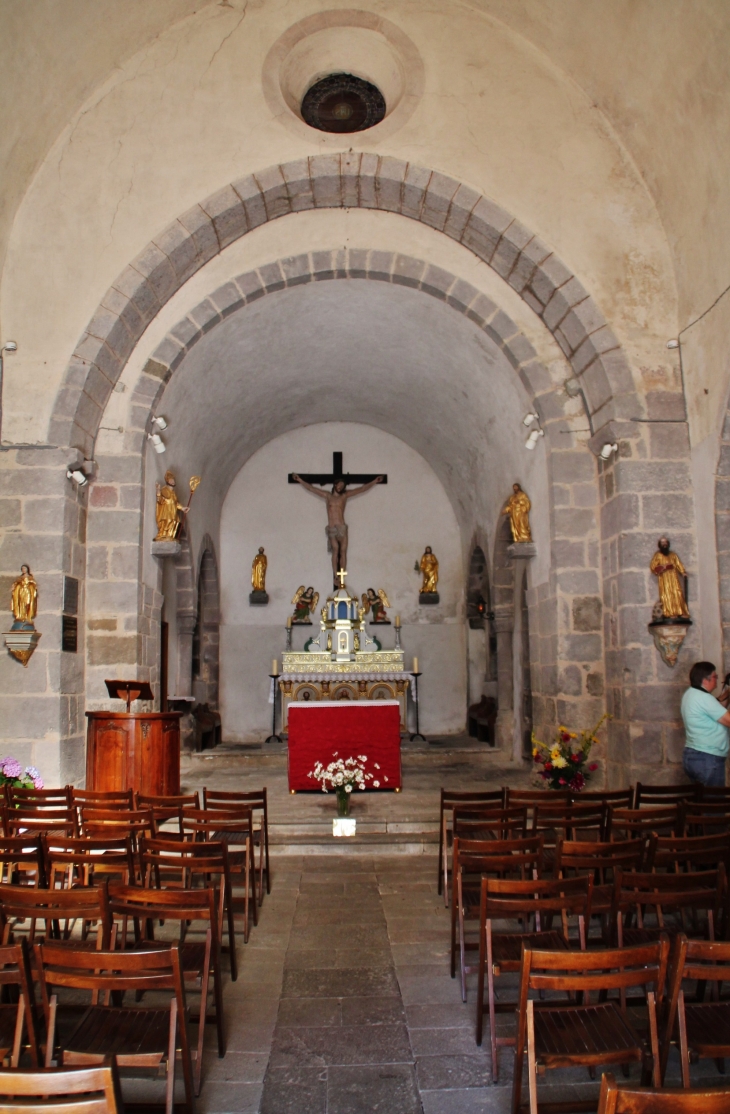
top-left (394, 614), bottom-right (401, 627)
top-left (412, 656), bottom-right (419, 673)
top-left (286, 616), bottom-right (292, 628)
top-left (271, 659), bottom-right (278, 675)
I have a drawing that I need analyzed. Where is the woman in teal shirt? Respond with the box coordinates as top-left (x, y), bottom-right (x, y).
top-left (681, 661), bottom-right (730, 787)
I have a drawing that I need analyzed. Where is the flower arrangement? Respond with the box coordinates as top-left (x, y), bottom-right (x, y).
top-left (531, 716), bottom-right (608, 792)
top-left (0, 757), bottom-right (43, 791)
top-left (308, 753), bottom-right (387, 816)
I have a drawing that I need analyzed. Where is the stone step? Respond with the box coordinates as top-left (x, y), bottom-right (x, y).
top-left (268, 819), bottom-right (439, 855)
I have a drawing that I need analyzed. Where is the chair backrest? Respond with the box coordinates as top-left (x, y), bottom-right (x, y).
top-left (531, 801), bottom-right (607, 843)
top-left (203, 788), bottom-right (267, 816)
top-left (139, 835), bottom-right (231, 887)
top-left (521, 937), bottom-right (669, 999)
top-left (634, 782), bottom-right (698, 808)
top-left (482, 873), bottom-right (594, 925)
top-left (646, 832), bottom-right (730, 873)
top-left (505, 788), bottom-right (571, 807)
top-left (181, 806), bottom-right (253, 842)
top-left (44, 836), bottom-right (137, 888)
top-left (573, 788), bottom-right (635, 808)
top-left (607, 805), bottom-right (680, 839)
top-left (7, 786), bottom-right (72, 808)
top-left (0, 1061), bottom-right (123, 1114)
top-left (80, 807), bottom-right (156, 844)
top-left (0, 884), bottom-right (112, 947)
top-left (596, 1072), bottom-right (730, 1113)
top-left (72, 789), bottom-right (135, 809)
top-left (452, 805), bottom-right (528, 841)
top-left (0, 836), bottom-right (47, 888)
top-left (439, 788), bottom-right (505, 814)
top-left (612, 867), bottom-right (726, 935)
top-left (680, 800), bottom-right (730, 834)
top-left (454, 835), bottom-right (545, 883)
top-left (34, 941), bottom-right (183, 1006)
top-left (554, 837), bottom-right (646, 881)
top-left (4, 807), bottom-right (78, 839)
top-left (0, 938), bottom-right (42, 1066)
top-left (698, 784), bottom-right (730, 801)
top-left (107, 883), bottom-right (217, 941)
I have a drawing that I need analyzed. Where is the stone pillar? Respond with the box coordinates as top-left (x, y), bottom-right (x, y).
top-left (175, 611), bottom-right (196, 699)
top-left (493, 605), bottom-right (514, 750)
top-left (509, 545), bottom-right (535, 763)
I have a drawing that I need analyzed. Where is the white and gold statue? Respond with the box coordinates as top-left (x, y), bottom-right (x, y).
top-left (419, 547), bottom-right (439, 594)
top-left (251, 547), bottom-right (267, 592)
top-left (11, 565), bottom-right (38, 627)
top-left (503, 482), bottom-right (532, 543)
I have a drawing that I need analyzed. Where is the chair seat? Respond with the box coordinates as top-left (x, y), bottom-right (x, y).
top-left (532, 1002), bottom-right (646, 1068)
top-left (684, 1002), bottom-right (730, 1054)
top-left (492, 930), bottom-right (568, 972)
top-left (64, 1006), bottom-right (171, 1066)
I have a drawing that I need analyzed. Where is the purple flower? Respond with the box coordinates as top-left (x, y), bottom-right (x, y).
top-left (33, 776), bottom-right (44, 790)
top-left (2, 758), bottom-right (22, 780)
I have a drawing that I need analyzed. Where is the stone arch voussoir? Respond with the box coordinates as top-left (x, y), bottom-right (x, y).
top-left (52, 154), bottom-right (639, 456)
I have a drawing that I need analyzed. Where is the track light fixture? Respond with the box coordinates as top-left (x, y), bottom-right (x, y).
top-left (151, 415), bottom-right (168, 431)
top-left (600, 442), bottom-right (618, 460)
top-left (522, 412), bottom-right (539, 427)
top-left (666, 339), bottom-right (679, 350)
top-left (66, 468), bottom-right (88, 487)
top-left (148, 432), bottom-right (166, 454)
top-left (525, 428), bottom-right (545, 450)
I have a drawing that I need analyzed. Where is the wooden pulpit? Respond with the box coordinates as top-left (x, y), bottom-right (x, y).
top-left (85, 680), bottom-right (181, 795)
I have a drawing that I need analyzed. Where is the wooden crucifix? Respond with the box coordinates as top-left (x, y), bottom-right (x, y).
top-left (289, 452), bottom-right (387, 588)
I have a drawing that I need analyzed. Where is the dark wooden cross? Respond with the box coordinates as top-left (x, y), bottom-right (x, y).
top-left (288, 451), bottom-right (388, 487)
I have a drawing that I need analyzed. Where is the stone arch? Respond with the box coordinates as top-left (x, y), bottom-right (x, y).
top-left (192, 540), bottom-right (220, 711)
top-left (51, 153), bottom-right (638, 457)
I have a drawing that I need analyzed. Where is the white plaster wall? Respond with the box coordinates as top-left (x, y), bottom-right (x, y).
top-left (219, 422), bottom-right (466, 740)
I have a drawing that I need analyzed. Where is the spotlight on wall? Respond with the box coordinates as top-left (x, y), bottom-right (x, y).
top-left (525, 428), bottom-right (545, 450)
top-left (66, 468), bottom-right (88, 487)
top-left (148, 432), bottom-right (166, 454)
top-left (599, 442), bottom-right (619, 460)
top-left (522, 412), bottom-right (539, 427)
top-left (666, 339), bottom-right (680, 350)
top-left (1, 341), bottom-right (17, 355)
top-left (151, 415), bottom-right (168, 431)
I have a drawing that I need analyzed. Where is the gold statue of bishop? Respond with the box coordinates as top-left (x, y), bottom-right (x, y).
top-left (503, 483), bottom-right (532, 543)
top-left (650, 536), bottom-right (690, 620)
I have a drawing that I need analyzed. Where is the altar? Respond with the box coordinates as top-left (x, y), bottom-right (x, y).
top-left (279, 578), bottom-right (410, 786)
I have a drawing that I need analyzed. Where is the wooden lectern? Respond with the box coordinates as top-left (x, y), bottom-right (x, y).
top-left (85, 679), bottom-right (181, 795)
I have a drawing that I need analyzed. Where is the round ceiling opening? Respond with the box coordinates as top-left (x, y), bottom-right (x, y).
top-left (301, 73), bottom-right (386, 133)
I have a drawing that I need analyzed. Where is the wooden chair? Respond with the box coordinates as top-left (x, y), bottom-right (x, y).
top-left (71, 788), bottom-right (134, 810)
top-left (645, 832), bottom-right (730, 874)
top-left (79, 807), bottom-right (156, 850)
top-left (436, 789), bottom-right (505, 897)
top-left (607, 806), bottom-right (681, 842)
top-left (181, 808), bottom-right (257, 940)
top-left (530, 801), bottom-right (608, 864)
top-left (505, 788), bottom-right (571, 809)
top-left (108, 883), bottom-right (224, 1094)
top-left (680, 800), bottom-right (730, 835)
top-left (44, 836), bottom-right (137, 890)
top-left (634, 783), bottom-right (698, 809)
top-left (6, 786), bottom-right (72, 809)
top-left (475, 874), bottom-right (593, 1082)
top-left (139, 837), bottom-right (238, 981)
top-left (444, 806), bottom-right (528, 906)
top-left (611, 868), bottom-right (725, 948)
top-left (0, 837), bottom-right (47, 888)
top-left (0, 1060), bottom-right (124, 1114)
top-left (698, 785), bottom-right (730, 802)
top-left (596, 1072), bottom-right (730, 1114)
top-left (0, 939), bottom-right (41, 1067)
top-left (662, 935), bottom-right (730, 1088)
top-left (0, 884), bottom-right (113, 949)
top-left (4, 807), bottom-right (78, 841)
top-left (135, 793), bottom-right (201, 841)
top-left (202, 788), bottom-right (271, 900)
top-left (513, 938), bottom-right (670, 1114)
top-left (553, 838), bottom-right (646, 943)
top-left (451, 835), bottom-right (544, 1002)
top-left (35, 941), bottom-right (195, 1114)
top-left (576, 788), bottom-right (635, 809)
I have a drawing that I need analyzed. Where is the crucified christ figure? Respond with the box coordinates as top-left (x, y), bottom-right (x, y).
top-left (291, 474), bottom-right (384, 587)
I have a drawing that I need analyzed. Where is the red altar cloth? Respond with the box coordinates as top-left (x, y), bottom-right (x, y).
top-left (287, 700), bottom-right (402, 792)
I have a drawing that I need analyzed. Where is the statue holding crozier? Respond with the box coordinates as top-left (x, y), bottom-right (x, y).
top-left (650, 536), bottom-right (690, 623)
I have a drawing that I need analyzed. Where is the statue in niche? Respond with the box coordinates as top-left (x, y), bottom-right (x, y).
top-left (290, 585), bottom-right (319, 625)
top-left (419, 547), bottom-right (439, 594)
top-left (155, 471), bottom-right (188, 541)
top-left (10, 565), bottom-right (38, 628)
top-left (291, 472), bottom-right (384, 587)
top-left (503, 482), bottom-right (532, 543)
top-left (650, 536), bottom-right (690, 622)
top-left (362, 588), bottom-right (390, 623)
top-left (249, 547), bottom-right (269, 605)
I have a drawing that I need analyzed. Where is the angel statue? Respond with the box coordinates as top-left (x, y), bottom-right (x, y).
top-left (290, 585), bottom-right (319, 625)
top-left (362, 587), bottom-right (390, 623)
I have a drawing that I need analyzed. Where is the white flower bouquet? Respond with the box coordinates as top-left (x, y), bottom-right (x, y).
top-left (308, 753), bottom-right (387, 815)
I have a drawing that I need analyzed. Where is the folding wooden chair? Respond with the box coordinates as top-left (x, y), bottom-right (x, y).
top-left (35, 941), bottom-right (196, 1114)
top-left (513, 938), bottom-right (670, 1114)
top-left (611, 868), bottom-right (726, 948)
top-left (182, 808), bottom-right (257, 939)
top-left (634, 783), bottom-right (698, 809)
top-left (203, 788), bottom-right (271, 900)
top-left (44, 836), bottom-right (137, 890)
top-left (680, 800), bottom-right (730, 835)
top-left (0, 1060), bottom-right (124, 1114)
top-left (645, 832), bottom-right (730, 874)
top-left (662, 935), bottom-right (730, 1088)
top-left (135, 793), bottom-right (201, 841)
top-left (607, 806), bottom-right (681, 842)
top-left (0, 884), bottom-right (113, 949)
top-left (0, 939), bottom-right (41, 1067)
top-left (72, 788), bottom-right (134, 811)
top-left (530, 801), bottom-right (608, 866)
top-left (4, 807), bottom-right (78, 841)
top-left (553, 838), bottom-right (646, 943)
top-left (574, 788), bottom-right (635, 809)
top-left (0, 837), bottom-right (47, 889)
top-left (108, 883), bottom-right (224, 1094)
top-left (79, 807), bottom-right (156, 851)
top-left (476, 873), bottom-right (593, 1082)
top-left (443, 806), bottom-right (528, 907)
top-left (436, 788), bottom-right (505, 897)
top-left (451, 834), bottom-right (544, 1002)
top-left (139, 837), bottom-right (238, 980)
top-left (596, 1071), bottom-right (730, 1114)
top-left (6, 786), bottom-right (72, 809)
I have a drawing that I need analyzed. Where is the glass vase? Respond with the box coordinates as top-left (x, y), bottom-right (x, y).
top-left (336, 788), bottom-right (351, 817)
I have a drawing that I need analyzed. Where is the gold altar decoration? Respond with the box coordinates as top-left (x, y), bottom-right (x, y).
top-left (650, 537), bottom-right (690, 621)
top-left (11, 565), bottom-right (38, 625)
top-left (362, 588), bottom-right (390, 622)
top-left (419, 547), bottom-right (439, 593)
top-left (251, 548), bottom-right (267, 591)
top-left (503, 483), bottom-right (532, 543)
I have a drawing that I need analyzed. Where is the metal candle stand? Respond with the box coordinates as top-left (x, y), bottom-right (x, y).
top-left (266, 672), bottom-right (282, 744)
top-left (409, 671), bottom-right (426, 742)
